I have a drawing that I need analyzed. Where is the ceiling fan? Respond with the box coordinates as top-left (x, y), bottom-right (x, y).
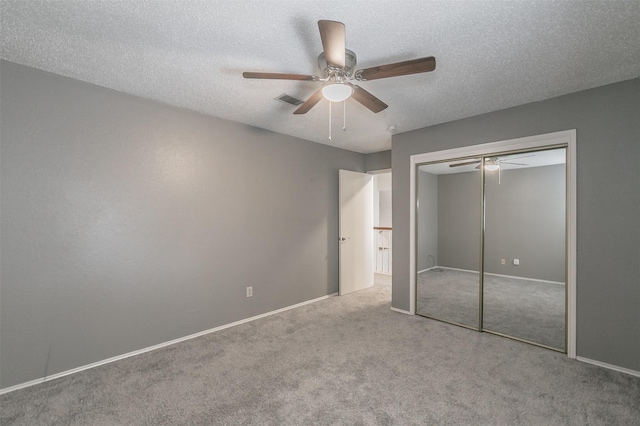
top-left (449, 155), bottom-right (534, 171)
top-left (243, 20), bottom-right (436, 115)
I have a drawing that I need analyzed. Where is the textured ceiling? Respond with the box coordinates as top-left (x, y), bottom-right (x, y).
top-left (2, 1), bottom-right (639, 153)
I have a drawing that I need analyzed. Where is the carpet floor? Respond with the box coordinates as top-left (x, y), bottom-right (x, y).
top-left (1, 278), bottom-right (639, 425)
top-left (416, 269), bottom-right (565, 350)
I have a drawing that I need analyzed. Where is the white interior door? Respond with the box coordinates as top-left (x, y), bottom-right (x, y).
top-left (339, 169), bottom-right (374, 295)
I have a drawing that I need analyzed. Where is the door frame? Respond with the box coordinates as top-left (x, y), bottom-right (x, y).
top-left (409, 130), bottom-right (577, 358)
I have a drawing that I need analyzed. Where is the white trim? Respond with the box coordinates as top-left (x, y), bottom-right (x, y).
top-left (409, 153), bottom-right (417, 315)
top-left (484, 272), bottom-right (565, 286)
top-left (390, 307), bottom-right (412, 315)
top-left (0, 292), bottom-right (338, 395)
top-left (409, 130), bottom-right (577, 358)
top-left (566, 131), bottom-right (577, 359)
top-left (576, 357), bottom-right (640, 378)
top-left (428, 266), bottom-right (479, 274)
top-left (367, 168), bottom-right (392, 175)
top-left (419, 266), bottom-right (564, 285)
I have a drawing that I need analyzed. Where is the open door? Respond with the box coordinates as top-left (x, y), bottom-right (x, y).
top-left (339, 169), bottom-right (374, 295)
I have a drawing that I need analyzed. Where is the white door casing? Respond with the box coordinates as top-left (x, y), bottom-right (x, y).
top-left (339, 169), bottom-right (374, 295)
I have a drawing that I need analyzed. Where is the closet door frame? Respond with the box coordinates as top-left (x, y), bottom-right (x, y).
top-left (409, 130), bottom-right (576, 359)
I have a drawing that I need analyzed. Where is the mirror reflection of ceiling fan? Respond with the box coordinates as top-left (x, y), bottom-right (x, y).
top-left (449, 155), bottom-right (534, 171)
top-left (242, 20), bottom-right (436, 115)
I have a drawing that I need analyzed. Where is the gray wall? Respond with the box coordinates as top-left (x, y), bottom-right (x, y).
top-left (484, 164), bottom-right (566, 282)
top-left (417, 170), bottom-right (438, 271)
top-left (436, 172), bottom-right (482, 272)
top-left (392, 78), bottom-right (640, 371)
top-left (0, 60), bottom-right (365, 388)
top-left (364, 150), bottom-right (391, 172)
top-left (422, 164), bottom-right (565, 282)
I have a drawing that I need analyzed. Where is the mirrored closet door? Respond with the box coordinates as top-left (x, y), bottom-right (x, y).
top-left (482, 149), bottom-right (566, 350)
top-left (415, 158), bottom-right (482, 329)
top-left (415, 148), bottom-right (567, 352)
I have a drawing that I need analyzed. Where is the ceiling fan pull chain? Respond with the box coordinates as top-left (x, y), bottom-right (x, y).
top-left (343, 100), bottom-right (347, 131)
top-left (328, 101), bottom-right (332, 141)
top-left (499, 167), bottom-right (502, 184)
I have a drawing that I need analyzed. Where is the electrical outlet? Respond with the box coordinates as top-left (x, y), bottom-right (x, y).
top-left (246, 286), bottom-right (253, 297)
top-left (513, 259), bottom-right (520, 266)
top-left (501, 259), bottom-right (506, 265)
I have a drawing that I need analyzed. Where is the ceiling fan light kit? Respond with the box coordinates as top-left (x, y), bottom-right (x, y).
top-left (322, 83), bottom-right (354, 102)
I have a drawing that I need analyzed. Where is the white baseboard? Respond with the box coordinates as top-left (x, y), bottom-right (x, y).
top-left (484, 272), bottom-right (565, 285)
top-left (419, 266), bottom-right (564, 285)
top-left (0, 292), bottom-right (339, 396)
top-left (417, 266), bottom-right (454, 274)
top-left (390, 306), bottom-right (412, 315)
top-left (576, 356), bottom-right (640, 378)
top-left (432, 266), bottom-right (478, 274)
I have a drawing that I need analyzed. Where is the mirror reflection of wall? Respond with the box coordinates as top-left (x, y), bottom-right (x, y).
top-left (483, 149), bottom-right (566, 350)
top-left (416, 159), bottom-right (481, 329)
top-left (415, 148), bottom-right (567, 352)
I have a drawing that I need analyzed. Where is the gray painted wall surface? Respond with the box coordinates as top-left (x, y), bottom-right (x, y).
top-left (484, 164), bottom-right (565, 282)
top-left (0, 61), bottom-right (365, 388)
top-left (417, 171), bottom-right (438, 271)
top-left (422, 164), bottom-right (565, 282)
top-left (436, 172), bottom-right (482, 272)
top-left (364, 150), bottom-right (391, 171)
top-left (392, 78), bottom-right (640, 371)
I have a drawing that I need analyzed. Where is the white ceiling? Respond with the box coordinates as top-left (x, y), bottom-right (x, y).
top-left (1, 1), bottom-right (639, 154)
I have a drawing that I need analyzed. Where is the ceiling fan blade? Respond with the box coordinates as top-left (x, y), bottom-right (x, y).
top-left (243, 72), bottom-right (317, 81)
top-left (351, 85), bottom-right (388, 113)
top-left (449, 160), bottom-right (481, 168)
top-left (357, 56), bottom-right (436, 81)
top-left (502, 162), bottom-right (528, 166)
top-left (293, 89), bottom-right (324, 114)
top-left (318, 20), bottom-right (345, 68)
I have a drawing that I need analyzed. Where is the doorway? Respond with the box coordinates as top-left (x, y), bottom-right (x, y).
top-left (408, 130), bottom-right (576, 357)
top-left (338, 169), bottom-right (393, 295)
top-left (373, 172), bottom-right (392, 276)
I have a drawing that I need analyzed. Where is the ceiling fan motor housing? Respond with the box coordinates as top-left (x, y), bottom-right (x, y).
top-left (318, 49), bottom-right (357, 79)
